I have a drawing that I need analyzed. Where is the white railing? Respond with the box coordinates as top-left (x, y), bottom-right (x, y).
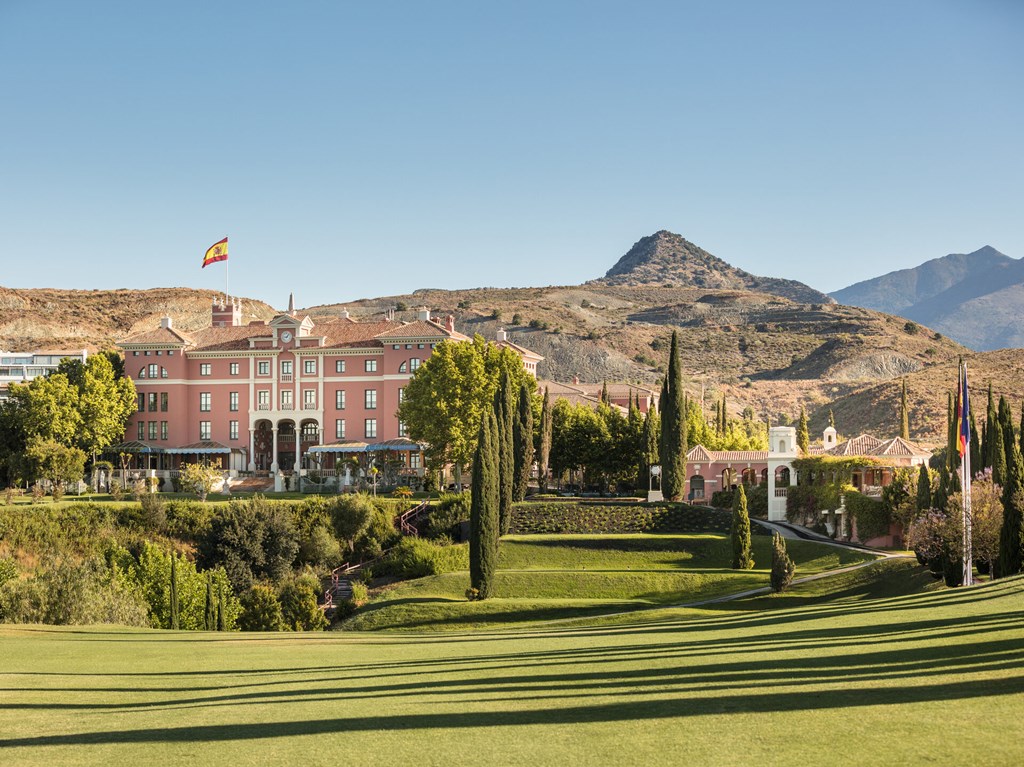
top-left (280, 403), bottom-right (294, 410)
top-left (775, 488), bottom-right (789, 498)
top-left (302, 402), bottom-right (318, 410)
top-left (257, 403), bottom-right (271, 411)
top-left (280, 373), bottom-right (293, 382)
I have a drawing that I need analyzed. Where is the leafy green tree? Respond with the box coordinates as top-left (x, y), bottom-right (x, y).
top-left (882, 467), bottom-right (918, 533)
top-left (278, 573), bottom-right (328, 631)
top-left (659, 332), bottom-right (687, 501)
top-left (513, 382), bottom-right (534, 502)
top-left (199, 496), bottom-right (299, 592)
top-left (537, 387), bottom-right (553, 492)
top-left (495, 372), bottom-right (515, 535)
top-left (237, 585), bottom-right (285, 631)
top-left (469, 408), bottom-right (499, 599)
top-left (797, 406), bottom-right (809, 454)
top-left (946, 391), bottom-right (957, 472)
top-left (59, 354), bottom-right (136, 462)
top-left (180, 462), bottom-right (221, 502)
top-left (25, 438), bottom-right (86, 495)
top-left (5, 373), bottom-right (82, 447)
top-left (398, 336), bottom-right (533, 484)
top-left (730, 485), bottom-right (754, 570)
top-left (328, 493), bottom-right (375, 553)
top-left (770, 532), bottom-right (795, 592)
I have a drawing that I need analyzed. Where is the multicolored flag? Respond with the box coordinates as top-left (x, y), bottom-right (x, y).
top-left (958, 362), bottom-right (970, 458)
top-left (202, 237), bottom-right (228, 268)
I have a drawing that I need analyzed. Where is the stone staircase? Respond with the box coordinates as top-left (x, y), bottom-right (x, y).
top-left (228, 476), bottom-right (275, 494)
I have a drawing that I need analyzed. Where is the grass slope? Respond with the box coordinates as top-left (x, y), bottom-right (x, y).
top-left (352, 534), bottom-right (875, 631)
top-left (1, 573), bottom-right (1022, 766)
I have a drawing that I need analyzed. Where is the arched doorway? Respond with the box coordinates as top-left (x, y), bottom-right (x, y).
top-left (775, 466), bottom-right (791, 486)
top-left (741, 468), bottom-right (757, 486)
top-left (689, 475), bottom-right (705, 501)
top-left (277, 420), bottom-right (296, 471)
top-left (254, 420), bottom-right (273, 471)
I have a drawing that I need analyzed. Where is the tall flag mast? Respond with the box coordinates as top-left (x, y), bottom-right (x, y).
top-left (202, 237), bottom-right (229, 298)
top-left (956, 360), bottom-right (973, 586)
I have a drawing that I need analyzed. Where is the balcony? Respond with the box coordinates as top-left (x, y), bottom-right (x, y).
top-left (302, 402), bottom-right (318, 411)
top-left (280, 403), bottom-right (294, 411)
top-left (774, 487), bottom-right (788, 498)
top-left (280, 373), bottom-right (293, 383)
top-left (257, 403), bottom-right (271, 411)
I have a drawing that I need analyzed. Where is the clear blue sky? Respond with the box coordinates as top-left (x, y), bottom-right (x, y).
top-left (1, 0), bottom-right (1021, 309)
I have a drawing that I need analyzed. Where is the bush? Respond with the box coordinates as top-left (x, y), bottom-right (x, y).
top-left (904, 321), bottom-right (919, 335)
top-left (0, 557), bottom-right (18, 588)
top-left (140, 493), bottom-right (167, 532)
top-left (425, 492), bottom-right (471, 539)
top-left (844, 491), bottom-right (891, 541)
top-left (199, 496), bottom-right (299, 592)
top-left (376, 538), bottom-right (468, 580)
top-left (278, 573), bottom-right (328, 631)
top-left (165, 500), bottom-right (214, 541)
top-left (349, 580), bottom-right (368, 605)
top-left (237, 584), bottom-right (285, 631)
top-left (509, 502), bottom-right (760, 536)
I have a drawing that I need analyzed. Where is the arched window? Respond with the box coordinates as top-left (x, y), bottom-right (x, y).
top-left (689, 475), bottom-right (705, 500)
top-left (398, 361), bottom-right (407, 373)
top-left (301, 422), bottom-right (319, 440)
top-left (138, 367), bottom-right (146, 378)
top-left (775, 466), bottom-right (791, 485)
top-left (741, 468), bottom-right (757, 486)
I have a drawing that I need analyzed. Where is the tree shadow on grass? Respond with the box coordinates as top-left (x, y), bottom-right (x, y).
top-left (2, 675), bottom-right (1022, 748)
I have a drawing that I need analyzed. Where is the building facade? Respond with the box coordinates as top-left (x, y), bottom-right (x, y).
top-left (0, 349), bottom-right (88, 400)
top-left (116, 299), bottom-right (501, 481)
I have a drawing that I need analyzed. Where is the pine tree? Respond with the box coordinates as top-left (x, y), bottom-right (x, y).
top-left (915, 464), bottom-right (931, 513)
top-left (169, 554), bottom-right (180, 630)
top-left (900, 378), bottom-right (910, 440)
top-left (770, 532), bottom-right (795, 593)
top-left (730, 485), bottom-right (754, 569)
top-left (469, 408), bottom-right (500, 598)
top-left (204, 576), bottom-right (216, 631)
top-left (659, 331), bottom-right (687, 501)
top-left (797, 406), bottom-right (809, 454)
top-left (998, 397), bottom-right (1024, 577)
top-left (495, 373), bottom-right (515, 535)
top-left (537, 387), bottom-right (552, 492)
top-left (512, 382), bottom-right (534, 502)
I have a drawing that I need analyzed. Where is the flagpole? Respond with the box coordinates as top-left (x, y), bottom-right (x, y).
top-left (962, 362), bottom-right (973, 586)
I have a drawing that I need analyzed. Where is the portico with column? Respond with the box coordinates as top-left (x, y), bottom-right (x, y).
top-left (767, 426), bottom-right (798, 521)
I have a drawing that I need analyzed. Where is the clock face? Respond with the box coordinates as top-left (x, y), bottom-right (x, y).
top-left (281, 331), bottom-right (293, 343)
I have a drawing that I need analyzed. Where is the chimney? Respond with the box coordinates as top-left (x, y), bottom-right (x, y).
top-left (160, 317), bottom-right (173, 329)
top-left (446, 315), bottom-right (456, 333)
top-left (339, 309), bottom-right (350, 320)
top-left (287, 292), bottom-right (296, 315)
top-left (496, 327), bottom-right (507, 342)
top-left (417, 307), bottom-right (431, 321)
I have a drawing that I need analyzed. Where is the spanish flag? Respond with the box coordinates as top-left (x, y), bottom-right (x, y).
top-left (202, 237), bottom-right (228, 268)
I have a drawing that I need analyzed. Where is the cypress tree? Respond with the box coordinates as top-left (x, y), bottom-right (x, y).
top-left (495, 372), bottom-right (515, 536)
top-left (998, 398), bottom-right (1024, 577)
top-left (537, 386), bottom-right (552, 492)
top-left (915, 464), bottom-right (931, 513)
top-left (992, 416), bottom-right (1007, 486)
top-left (828, 408), bottom-right (835, 429)
top-left (1019, 402), bottom-right (1024, 459)
top-left (204, 576), bottom-right (216, 631)
top-left (797, 406), bottom-right (809, 454)
top-left (934, 465), bottom-right (949, 513)
top-left (512, 382), bottom-right (534, 502)
top-left (217, 583), bottom-right (227, 631)
top-left (730, 485), bottom-right (754, 570)
top-left (660, 331), bottom-right (686, 501)
top-left (470, 409), bottom-right (500, 598)
top-left (169, 554), bottom-right (180, 630)
top-left (600, 380), bottom-right (609, 404)
top-left (946, 391), bottom-right (956, 471)
top-left (900, 378), bottom-right (910, 440)
top-left (639, 403), bottom-right (661, 493)
top-left (969, 410), bottom-right (981, 478)
top-left (770, 531), bottom-right (796, 593)
top-left (984, 382), bottom-right (996, 469)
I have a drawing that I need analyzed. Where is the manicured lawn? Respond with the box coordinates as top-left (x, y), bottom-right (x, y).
top-left (2, 573), bottom-right (1022, 766)
top-left (353, 534), bottom-right (876, 630)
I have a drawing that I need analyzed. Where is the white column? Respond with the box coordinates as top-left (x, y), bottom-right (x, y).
top-left (248, 428), bottom-right (256, 471)
top-left (271, 426), bottom-right (279, 472)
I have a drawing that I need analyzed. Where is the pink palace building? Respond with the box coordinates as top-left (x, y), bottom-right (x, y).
top-left (116, 297), bottom-right (540, 486)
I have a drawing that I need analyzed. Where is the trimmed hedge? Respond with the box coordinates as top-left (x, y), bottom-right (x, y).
top-left (510, 502), bottom-right (768, 536)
